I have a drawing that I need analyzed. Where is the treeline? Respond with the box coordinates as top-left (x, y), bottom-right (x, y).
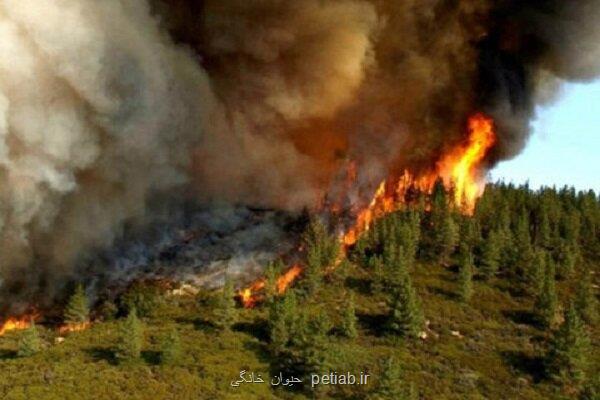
top-left (349, 180), bottom-right (599, 395)
top-left (11, 181), bottom-right (596, 398)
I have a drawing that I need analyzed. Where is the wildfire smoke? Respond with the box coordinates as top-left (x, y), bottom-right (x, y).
top-left (0, 0), bottom-right (598, 312)
top-left (240, 113), bottom-right (497, 307)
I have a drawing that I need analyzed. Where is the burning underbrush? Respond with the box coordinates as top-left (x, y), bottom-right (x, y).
top-left (0, 113), bottom-right (495, 329)
top-left (237, 113), bottom-right (496, 307)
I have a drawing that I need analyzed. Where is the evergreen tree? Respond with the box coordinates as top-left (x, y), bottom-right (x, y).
top-left (534, 257), bottom-right (558, 328)
top-left (303, 219), bottom-right (339, 268)
top-left (574, 270), bottom-right (598, 326)
top-left (269, 297), bottom-right (332, 389)
top-left (64, 284), bottom-right (90, 324)
top-left (480, 230), bottom-right (502, 280)
top-left (459, 217), bottom-right (481, 253)
top-left (160, 327), bottom-right (182, 365)
top-left (434, 210), bottom-right (459, 265)
top-left (17, 322), bottom-right (41, 358)
top-left (264, 260), bottom-right (283, 304)
top-left (556, 244), bottom-right (578, 279)
top-left (341, 292), bottom-right (358, 339)
top-left (116, 308), bottom-right (143, 363)
top-left (385, 272), bottom-right (424, 338)
top-left (298, 219), bottom-right (339, 296)
top-left (561, 210), bottom-right (581, 247)
top-left (536, 207), bottom-right (552, 249)
top-left (268, 291), bottom-right (297, 356)
top-left (545, 303), bottom-right (591, 385)
top-left (458, 247), bottom-right (474, 303)
top-left (120, 283), bottom-right (164, 318)
top-left (529, 249), bottom-right (547, 295)
top-left (302, 243), bottom-right (324, 295)
top-left (367, 357), bottom-right (417, 400)
top-left (369, 256), bottom-right (386, 296)
top-left (297, 309), bottom-right (332, 379)
top-left (512, 211), bottom-right (535, 278)
top-left (213, 278), bottom-right (237, 331)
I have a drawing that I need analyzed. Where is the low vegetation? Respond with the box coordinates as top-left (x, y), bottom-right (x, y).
top-left (0, 182), bottom-right (597, 399)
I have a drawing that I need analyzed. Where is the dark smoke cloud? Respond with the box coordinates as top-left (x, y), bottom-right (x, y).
top-left (0, 0), bottom-right (598, 311)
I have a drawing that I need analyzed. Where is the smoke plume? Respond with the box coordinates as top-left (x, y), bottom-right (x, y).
top-left (0, 0), bottom-right (598, 311)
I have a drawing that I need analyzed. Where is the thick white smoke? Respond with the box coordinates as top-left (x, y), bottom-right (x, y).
top-left (0, 0), bottom-right (212, 302)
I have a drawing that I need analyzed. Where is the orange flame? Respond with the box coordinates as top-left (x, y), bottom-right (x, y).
top-left (58, 321), bottom-right (91, 335)
top-left (437, 113), bottom-right (496, 212)
top-left (240, 113), bottom-right (496, 307)
top-left (0, 313), bottom-right (39, 336)
top-left (239, 264), bottom-right (303, 308)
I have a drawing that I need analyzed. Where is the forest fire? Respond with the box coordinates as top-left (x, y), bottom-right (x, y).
top-left (239, 264), bottom-right (303, 308)
top-left (239, 113), bottom-right (497, 307)
top-left (0, 313), bottom-right (39, 336)
top-left (437, 113), bottom-right (496, 211)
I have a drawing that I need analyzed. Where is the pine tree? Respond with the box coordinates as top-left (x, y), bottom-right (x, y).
top-left (341, 292), bottom-right (358, 339)
top-left (400, 211), bottom-right (421, 266)
top-left (435, 211), bottom-right (459, 265)
top-left (264, 260), bottom-right (283, 304)
top-left (534, 257), bottom-right (558, 328)
top-left (480, 230), bottom-right (502, 280)
top-left (303, 219), bottom-right (339, 268)
top-left (536, 207), bottom-right (552, 249)
top-left (302, 243), bottom-right (324, 295)
top-left (556, 243), bottom-right (577, 280)
top-left (545, 303), bottom-right (591, 384)
top-left (528, 249), bottom-right (547, 296)
top-left (17, 322), bottom-right (41, 358)
top-left (459, 217), bottom-right (481, 253)
top-left (574, 270), bottom-right (598, 326)
top-left (160, 327), bottom-right (182, 365)
top-left (369, 256), bottom-right (386, 296)
top-left (299, 219), bottom-right (340, 296)
top-left (385, 272), bottom-right (424, 338)
top-left (458, 247), bottom-right (474, 303)
top-left (298, 309), bottom-right (332, 378)
top-left (213, 278), bottom-right (237, 331)
top-left (367, 357), bottom-right (417, 400)
top-left (64, 284), bottom-right (90, 324)
top-left (268, 291), bottom-right (297, 356)
top-left (513, 211), bottom-right (534, 278)
top-left (116, 308), bottom-right (143, 363)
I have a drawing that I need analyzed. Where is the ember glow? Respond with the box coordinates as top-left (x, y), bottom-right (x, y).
top-left (239, 113), bottom-right (497, 307)
top-left (0, 313), bottom-right (39, 336)
top-left (58, 321), bottom-right (91, 335)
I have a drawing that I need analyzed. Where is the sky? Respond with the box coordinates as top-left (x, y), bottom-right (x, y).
top-left (491, 80), bottom-right (600, 193)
